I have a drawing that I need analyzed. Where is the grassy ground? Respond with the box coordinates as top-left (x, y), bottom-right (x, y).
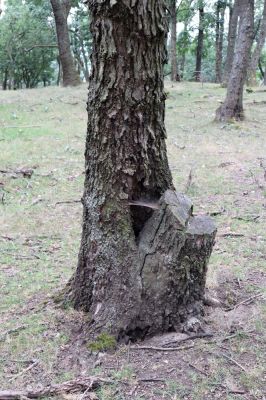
top-left (0, 82), bottom-right (265, 400)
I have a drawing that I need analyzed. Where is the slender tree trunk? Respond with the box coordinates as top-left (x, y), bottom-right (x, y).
top-left (68, 0), bottom-right (216, 339)
top-left (50, 0), bottom-right (80, 86)
top-left (247, 0), bottom-right (266, 86)
top-left (215, 1), bottom-right (226, 83)
top-left (57, 56), bottom-right (61, 86)
top-left (180, 22), bottom-right (189, 77)
top-left (223, 0), bottom-right (240, 84)
top-left (170, 0), bottom-right (178, 81)
top-left (264, 65), bottom-right (266, 85)
top-left (2, 69), bottom-right (8, 90)
top-left (216, 0), bottom-right (254, 121)
top-left (195, 5), bottom-right (204, 82)
top-left (258, 58), bottom-right (264, 80)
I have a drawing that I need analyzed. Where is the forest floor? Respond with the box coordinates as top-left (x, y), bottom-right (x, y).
top-left (0, 82), bottom-right (265, 400)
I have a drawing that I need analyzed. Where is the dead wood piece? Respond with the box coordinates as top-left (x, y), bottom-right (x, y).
top-left (0, 376), bottom-right (113, 400)
top-left (138, 378), bottom-right (165, 383)
top-left (9, 361), bottom-right (39, 382)
top-left (0, 326), bottom-right (28, 343)
top-left (203, 294), bottom-right (222, 307)
top-left (210, 383), bottom-right (246, 395)
top-left (188, 363), bottom-right (208, 376)
top-left (0, 168), bottom-right (34, 178)
top-left (211, 352), bottom-right (247, 372)
top-left (225, 293), bottom-right (263, 311)
top-left (162, 332), bottom-right (213, 347)
top-left (208, 208), bottom-right (225, 216)
top-left (232, 215), bottom-right (260, 222)
top-left (184, 169), bottom-right (193, 193)
top-left (130, 344), bottom-right (195, 352)
top-left (219, 233), bottom-right (245, 238)
top-left (54, 200), bottom-right (81, 206)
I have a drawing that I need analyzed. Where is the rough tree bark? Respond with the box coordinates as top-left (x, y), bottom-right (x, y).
top-left (215, 1), bottom-right (226, 83)
top-left (170, 0), bottom-right (179, 81)
top-left (216, 0), bottom-right (254, 121)
top-left (223, 0), bottom-right (240, 85)
top-left (50, 0), bottom-right (81, 86)
top-left (68, 0), bottom-right (216, 340)
top-left (195, 4), bottom-right (204, 82)
top-left (247, 0), bottom-right (266, 86)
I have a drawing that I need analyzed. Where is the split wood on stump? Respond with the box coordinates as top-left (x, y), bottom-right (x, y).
top-left (67, 0), bottom-right (216, 341)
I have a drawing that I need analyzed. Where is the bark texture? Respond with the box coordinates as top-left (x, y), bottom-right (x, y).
top-left (223, 0), bottom-right (240, 85)
top-left (170, 0), bottom-right (179, 81)
top-left (247, 0), bottom-right (266, 86)
top-left (50, 0), bottom-right (81, 86)
top-left (195, 5), bottom-right (204, 82)
top-left (69, 0), bottom-right (216, 339)
top-left (216, 0), bottom-right (254, 121)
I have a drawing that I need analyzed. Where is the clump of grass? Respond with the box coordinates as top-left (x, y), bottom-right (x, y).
top-left (88, 332), bottom-right (116, 352)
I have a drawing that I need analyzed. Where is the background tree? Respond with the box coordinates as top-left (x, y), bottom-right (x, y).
top-left (170, 0), bottom-right (179, 81)
top-left (216, 0), bottom-right (254, 121)
top-left (194, 1), bottom-right (205, 81)
top-left (247, 0), bottom-right (266, 85)
top-left (50, 0), bottom-right (81, 86)
top-left (69, 4), bottom-right (92, 82)
top-left (68, 0), bottom-right (216, 339)
top-left (215, 0), bottom-right (226, 83)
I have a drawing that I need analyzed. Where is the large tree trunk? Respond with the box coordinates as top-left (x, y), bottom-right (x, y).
top-left (215, 1), bottom-right (226, 83)
top-left (68, 0), bottom-right (216, 340)
top-left (195, 5), bottom-right (204, 82)
top-left (247, 0), bottom-right (266, 86)
top-left (216, 0), bottom-right (254, 121)
top-left (50, 0), bottom-right (81, 86)
top-left (170, 0), bottom-right (179, 81)
top-left (223, 0), bottom-right (240, 85)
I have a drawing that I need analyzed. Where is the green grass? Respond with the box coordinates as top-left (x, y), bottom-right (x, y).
top-left (0, 82), bottom-right (265, 399)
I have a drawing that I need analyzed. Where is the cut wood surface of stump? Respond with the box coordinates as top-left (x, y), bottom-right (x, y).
top-left (136, 190), bottom-right (217, 337)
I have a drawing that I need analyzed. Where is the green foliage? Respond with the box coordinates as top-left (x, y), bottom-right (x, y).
top-left (88, 333), bottom-right (117, 352)
top-left (0, 0), bottom-right (56, 89)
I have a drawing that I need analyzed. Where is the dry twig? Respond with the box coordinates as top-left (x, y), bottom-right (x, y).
top-left (211, 352), bottom-right (247, 372)
top-left (9, 360), bottom-right (39, 382)
top-left (226, 293), bottom-right (263, 311)
top-left (0, 326), bottom-right (28, 343)
top-left (130, 344), bottom-right (195, 352)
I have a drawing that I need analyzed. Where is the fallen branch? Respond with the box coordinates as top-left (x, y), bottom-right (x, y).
top-left (130, 344), bottom-right (195, 352)
top-left (218, 233), bottom-right (245, 238)
top-left (0, 376), bottom-right (113, 400)
top-left (211, 352), bottom-right (247, 372)
top-left (54, 200), bottom-right (81, 206)
top-left (225, 293), bottom-right (263, 311)
top-left (210, 383), bottom-right (246, 395)
top-left (0, 326), bottom-right (28, 342)
top-left (232, 215), bottom-right (260, 222)
top-left (0, 168), bottom-right (34, 178)
top-left (188, 363), bottom-right (208, 376)
top-left (162, 332), bottom-right (213, 347)
top-left (9, 360), bottom-right (39, 382)
top-left (138, 378), bottom-right (165, 383)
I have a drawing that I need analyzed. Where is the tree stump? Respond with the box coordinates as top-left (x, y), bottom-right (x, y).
top-left (124, 190), bottom-right (216, 339)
